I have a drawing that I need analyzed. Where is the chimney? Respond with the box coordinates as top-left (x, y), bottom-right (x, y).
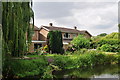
top-left (74, 26), bottom-right (77, 29)
top-left (49, 23), bottom-right (53, 26)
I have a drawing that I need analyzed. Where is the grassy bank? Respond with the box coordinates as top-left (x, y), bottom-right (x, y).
top-left (3, 51), bottom-right (120, 79)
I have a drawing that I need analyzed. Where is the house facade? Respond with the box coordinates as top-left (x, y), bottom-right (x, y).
top-left (29, 23), bottom-right (92, 52)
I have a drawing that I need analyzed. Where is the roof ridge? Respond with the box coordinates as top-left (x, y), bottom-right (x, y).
top-left (43, 26), bottom-right (80, 31)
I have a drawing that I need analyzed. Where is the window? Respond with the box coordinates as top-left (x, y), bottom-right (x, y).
top-left (64, 33), bottom-right (70, 38)
top-left (34, 43), bottom-right (42, 50)
top-left (73, 34), bottom-right (76, 37)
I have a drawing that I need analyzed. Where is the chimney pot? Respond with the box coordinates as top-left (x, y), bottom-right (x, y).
top-left (49, 23), bottom-right (53, 26)
top-left (74, 26), bottom-right (77, 29)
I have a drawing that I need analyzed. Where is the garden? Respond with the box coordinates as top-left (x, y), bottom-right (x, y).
top-left (1, 2), bottom-right (120, 79)
top-left (2, 32), bottom-right (120, 79)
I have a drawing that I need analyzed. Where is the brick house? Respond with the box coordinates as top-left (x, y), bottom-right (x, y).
top-left (29, 23), bottom-right (92, 52)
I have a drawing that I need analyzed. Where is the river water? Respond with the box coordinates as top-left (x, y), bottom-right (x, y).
top-left (12, 64), bottom-right (119, 80)
top-left (53, 64), bottom-right (119, 80)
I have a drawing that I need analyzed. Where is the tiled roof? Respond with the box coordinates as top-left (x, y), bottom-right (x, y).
top-left (42, 26), bottom-right (81, 33)
top-left (41, 26), bottom-right (92, 37)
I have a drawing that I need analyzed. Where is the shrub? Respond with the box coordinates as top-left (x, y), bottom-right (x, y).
top-left (73, 48), bottom-right (88, 55)
top-left (97, 44), bottom-right (120, 52)
top-left (97, 33), bottom-right (107, 37)
top-left (25, 51), bottom-right (37, 55)
top-left (70, 35), bottom-right (90, 50)
top-left (91, 32), bottom-right (119, 49)
top-left (102, 32), bottom-right (118, 39)
top-left (3, 53), bottom-right (119, 78)
top-left (44, 45), bottom-right (49, 52)
top-left (97, 44), bottom-right (111, 52)
top-left (97, 39), bottom-right (120, 47)
top-left (3, 58), bottom-right (48, 78)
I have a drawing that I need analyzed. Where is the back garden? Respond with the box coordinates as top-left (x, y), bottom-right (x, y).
top-left (2, 32), bottom-right (120, 79)
top-left (1, 2), bottom-right (120, 79)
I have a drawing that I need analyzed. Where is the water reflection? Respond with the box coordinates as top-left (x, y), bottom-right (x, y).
top-left (53, 64), bottom-right (119, 79)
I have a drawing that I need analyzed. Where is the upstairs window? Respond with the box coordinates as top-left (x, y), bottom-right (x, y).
top-left (73, 34), bottom-right (76, 37)
top-left (64, 33), bottom-right (70, 38)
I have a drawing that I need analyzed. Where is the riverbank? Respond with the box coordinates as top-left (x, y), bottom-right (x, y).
top-left (2, 51), bottom-right (120, 79)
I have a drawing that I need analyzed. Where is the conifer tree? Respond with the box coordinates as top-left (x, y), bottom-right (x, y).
top-left (47, 30), bottom-right (63, 54)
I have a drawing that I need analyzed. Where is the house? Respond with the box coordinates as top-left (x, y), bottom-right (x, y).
top-left (29, 23), bottom-right (92, 52)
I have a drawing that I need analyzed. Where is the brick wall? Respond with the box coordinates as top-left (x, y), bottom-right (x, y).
top-left (39, 28), bottom-right (48, 41)
top-left (32, 30), bottom-right (39, 40)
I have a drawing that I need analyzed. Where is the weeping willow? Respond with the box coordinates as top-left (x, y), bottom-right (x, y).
top-left (2, 2), bottom-right (34, 57)
top-left (119, 24), bottom-right (120, 39)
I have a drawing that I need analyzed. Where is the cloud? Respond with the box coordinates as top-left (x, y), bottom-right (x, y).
top-left (72, 3), bottom-right (117, 29)
top-left (33, 0), bottom-right (119, 2)
top-left (33, 2), bottom-right (118, 36)
top-left (33, 2), bottom-right (74, 19)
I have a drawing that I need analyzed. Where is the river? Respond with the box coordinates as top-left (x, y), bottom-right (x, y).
top-left (53, 64), bottom-right (119, 80)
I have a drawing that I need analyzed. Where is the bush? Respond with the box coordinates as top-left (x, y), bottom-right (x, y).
top-left (90, 32), bottom-right (119, 49)
top-left (97, 39), bottom-right (120, 47)
top-left (44, 45), bottom-right (49, 52)
top-left (3, 52), bottom-right (119, 78)
top-left (70, 35), bottom-right (90, 50)
top-left (97, 33), bottom-right (107, 37)
top-left (102, 32), bottom-right (118, 39)
top-left (73, 48), bottom-right (88, 55)
top-left (3, 58), bottom-right (48, 78)
top-left (97, 44), bottom-right (111, 52)
top-left (97, 44), bottom-right (120, 52)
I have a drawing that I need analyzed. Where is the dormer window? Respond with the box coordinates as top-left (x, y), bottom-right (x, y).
top-left (64, 33), bottom-right (70, 38)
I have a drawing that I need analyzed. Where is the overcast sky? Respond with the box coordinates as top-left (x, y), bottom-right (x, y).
top-left (32, 2), bottom-right (118, 36)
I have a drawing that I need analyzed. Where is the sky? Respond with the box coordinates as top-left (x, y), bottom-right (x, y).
top-left (32, 1), bottom-right (118, 36)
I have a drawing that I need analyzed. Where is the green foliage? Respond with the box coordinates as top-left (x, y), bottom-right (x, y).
top-left (36, 47), bottom-right (48, 55)
top-left (47, 30), bottom-right (63, 54)
top-left (97, 39), bottom-right (120, 47)
top-left (42, 65), bottom-right (53, 79)
top-left (97, 33), bottom-right (107, 37)
top-left (95, 32), bottom-right (120, 52)
top-left (103, 32), bottom-right (119, 39)
top-left (71, 35), bottom-right (90, 50)
top-left (2, 2), bottom-right (34, 57)
top-left (3, 57), bottom-right (48, 78)
top-left (73, 48), bottom-right (88, 55)
top-left (90, 32), bottom-right (119, 49)
top-left (42, 64), bottom-right (61, 79)
top-left (3, 52), bottom-right (119, 78)
top-left (97, 44), bottom-right (120, 52)
top-left (53, 52), bottom-right (119, 69)
top-left (97, 44), bottom-right (111, 52)
top-left (43, 45), bottom-right (49, 52)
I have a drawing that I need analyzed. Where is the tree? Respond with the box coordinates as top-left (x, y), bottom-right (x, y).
top-left (2, 2), bottom-right (34, 57)
top-left (97, 33), bottom-right (107, 37)
top-left (47, 31), bottom-right (63, 54)
top-left (102, 32), bottom-right (118, 39)
top-left (118, 24), bottom-right (120, 39)
top-left (71, 35), bottom-right (90, 50)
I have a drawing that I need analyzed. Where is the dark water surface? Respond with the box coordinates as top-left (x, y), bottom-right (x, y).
top-left (3, 64), bottom-right (119, 80)
top-left (53, 64), bottom-right (120, 80)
